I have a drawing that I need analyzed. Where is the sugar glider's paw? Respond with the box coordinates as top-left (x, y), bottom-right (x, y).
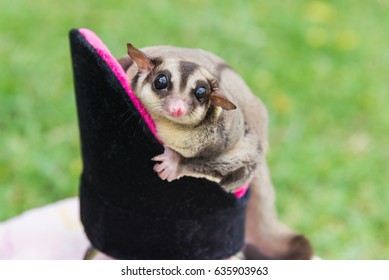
top-left (152, 146), bottom-right (182, 182)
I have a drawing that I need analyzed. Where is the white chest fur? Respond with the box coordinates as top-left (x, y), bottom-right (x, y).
top-left (155, 119), bottom-right (204, 158)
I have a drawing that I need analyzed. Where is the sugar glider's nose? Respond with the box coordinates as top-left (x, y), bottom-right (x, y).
top-left (167, 98), bottom-right (188, 117)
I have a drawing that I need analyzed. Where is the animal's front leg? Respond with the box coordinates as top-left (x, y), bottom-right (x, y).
top-left (152, 146), bottom-right (183, 182)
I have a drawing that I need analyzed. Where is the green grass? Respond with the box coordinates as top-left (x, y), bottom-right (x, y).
top-left (1, 0), bottom-right (388, 259)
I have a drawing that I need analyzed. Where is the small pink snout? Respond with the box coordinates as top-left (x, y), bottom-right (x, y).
top-left (168, 99), bottom-right (188, 117)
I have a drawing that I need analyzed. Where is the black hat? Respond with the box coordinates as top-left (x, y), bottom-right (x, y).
top-left (69, 29), bottom-right (249, 259)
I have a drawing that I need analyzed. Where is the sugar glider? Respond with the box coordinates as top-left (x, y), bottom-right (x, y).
top-left (119, 44), bottom-right (313, 259)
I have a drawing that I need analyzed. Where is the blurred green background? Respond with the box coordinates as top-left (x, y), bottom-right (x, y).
top-left (0, 0), bottom-right (388, 259)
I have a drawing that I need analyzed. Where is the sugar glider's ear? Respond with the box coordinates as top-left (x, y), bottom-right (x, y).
top-left (127, 43), bottom-right (153, 73)
top-left (210, 90), bottom-right (237, 111)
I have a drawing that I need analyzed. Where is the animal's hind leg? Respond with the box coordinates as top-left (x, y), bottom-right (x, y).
top-left (244, 162), bottom-right (313, 259)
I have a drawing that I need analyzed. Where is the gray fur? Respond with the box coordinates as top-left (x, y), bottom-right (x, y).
top-left (179, 61), bottom-right (199, 91)
top-left (122, 45), bottom-right (313, 259)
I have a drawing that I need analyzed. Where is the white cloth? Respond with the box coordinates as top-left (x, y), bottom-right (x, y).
top-left (0, 198), bottom-right (111, 259)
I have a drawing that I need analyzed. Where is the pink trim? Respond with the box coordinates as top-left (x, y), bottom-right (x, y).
top-left (234, 184), bottom-right (249, 199)
top-left (79, 29), bottom-right (160, 142)
top-left (78, 29), bottom-right (247, 199)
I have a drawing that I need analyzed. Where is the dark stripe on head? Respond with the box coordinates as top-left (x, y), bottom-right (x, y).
top-left (150, 57), bottom-right (163, 68)
top-left (131, 72), bottom-right (140, 90)
top-left (166, 70), bottom-right (174, 92)
top-left (179, 61), bottom-right (199, 91)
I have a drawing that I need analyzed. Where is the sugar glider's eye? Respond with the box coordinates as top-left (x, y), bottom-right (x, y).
top-left (194, 86), bottom-right (207, 102)
top-left (154, 74), bottom-right (169, 90)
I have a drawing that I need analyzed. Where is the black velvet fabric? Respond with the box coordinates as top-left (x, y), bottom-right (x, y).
top-left (69, 29), bottom-right (249, 259)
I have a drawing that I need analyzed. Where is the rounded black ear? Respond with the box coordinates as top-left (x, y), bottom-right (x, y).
top-left (127, 43), bottom-right (153, 73)
top-left (210, 91), bottom-right (237, 110)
